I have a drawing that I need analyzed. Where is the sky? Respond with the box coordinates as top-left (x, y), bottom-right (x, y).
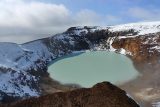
top-left (0, 0), bottom-right (160, 43)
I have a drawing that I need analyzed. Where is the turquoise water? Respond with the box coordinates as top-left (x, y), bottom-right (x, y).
top-left (48, 51), bottom-right (139, 87)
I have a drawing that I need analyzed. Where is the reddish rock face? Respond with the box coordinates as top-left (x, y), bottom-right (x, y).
top-left (112, 33), bottom-right (160, 72)
top-left (111, 33), bottom-right (160, 107)
top-left (5, 82), bottom-right (139, 107)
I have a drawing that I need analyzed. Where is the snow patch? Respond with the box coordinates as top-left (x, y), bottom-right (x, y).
top-left (107, 37), bottom-right (116, 52)
top-left (119, 48), bottom-right (132, 56)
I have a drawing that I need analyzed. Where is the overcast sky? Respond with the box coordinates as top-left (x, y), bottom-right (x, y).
top-left (0, 0), bottom-right (160, 43)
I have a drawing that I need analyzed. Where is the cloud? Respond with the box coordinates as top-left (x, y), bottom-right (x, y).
top-left (0, 0), bottom-right (70, 29)
top-left (128, 7), bottom-right (160, 21)
top-left (0, 0), bottom-right (71, 43)
top-left (0, 0), bottom-right (122, 43)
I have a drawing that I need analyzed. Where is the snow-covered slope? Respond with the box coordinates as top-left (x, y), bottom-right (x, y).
top-left (0, 41), bottom-right (50, 100)
top-left (110, 21), bottom-right (160, 35)
top-left (0, 21), bottom-right (160, 103)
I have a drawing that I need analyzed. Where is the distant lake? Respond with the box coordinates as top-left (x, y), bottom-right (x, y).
top-left (48, 51), bottom-right (139, 87)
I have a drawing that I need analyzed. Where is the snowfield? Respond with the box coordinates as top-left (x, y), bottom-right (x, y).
top-left (110, 21), bottom-right (160, 35)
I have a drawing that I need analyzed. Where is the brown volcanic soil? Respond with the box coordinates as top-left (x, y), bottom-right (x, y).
top-left (3, 82), bottom-right (139, 107)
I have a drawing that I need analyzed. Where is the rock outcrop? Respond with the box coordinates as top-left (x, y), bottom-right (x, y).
top-left (4, 82), bottom-right (139, 107)
top-left (112, 33), bottom-right (160, 72)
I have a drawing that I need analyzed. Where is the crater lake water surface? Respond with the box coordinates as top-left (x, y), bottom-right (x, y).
top-left (48, 51), bottom-right (139, 87)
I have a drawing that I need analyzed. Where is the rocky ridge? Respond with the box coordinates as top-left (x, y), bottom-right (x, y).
top-left (4, 82), bottom-right (140, 107)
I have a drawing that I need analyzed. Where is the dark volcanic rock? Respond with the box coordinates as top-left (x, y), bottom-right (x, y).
top-left (6, 82), bottom-right (139, 107)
